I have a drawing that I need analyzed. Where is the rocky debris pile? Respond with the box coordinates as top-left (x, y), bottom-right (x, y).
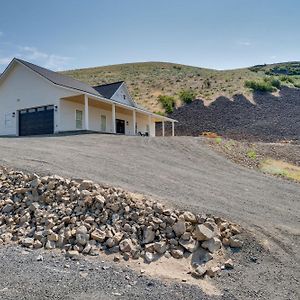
top-left (160, 86), bottom-right (300, 142)
top-left (0, 167), bottom-right (243, 278)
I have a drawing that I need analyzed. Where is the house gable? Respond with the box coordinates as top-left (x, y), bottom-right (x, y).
top-left (110, 82), bottom-right (136, 107)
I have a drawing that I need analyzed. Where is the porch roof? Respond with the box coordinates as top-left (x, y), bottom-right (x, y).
top-left (61, 93), bottom-right (177, 123)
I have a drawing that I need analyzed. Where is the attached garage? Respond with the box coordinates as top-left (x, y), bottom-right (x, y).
top-left (19, 105), bottom-right (54, 136)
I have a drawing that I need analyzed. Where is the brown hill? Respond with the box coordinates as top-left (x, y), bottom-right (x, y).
top-left (62, 62), bottom-right (300, 113)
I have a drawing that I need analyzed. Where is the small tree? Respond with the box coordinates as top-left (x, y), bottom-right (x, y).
top-left (158, 95), bottom-right (175, 114)
top-left (178, 89), bottom-right (196, 104)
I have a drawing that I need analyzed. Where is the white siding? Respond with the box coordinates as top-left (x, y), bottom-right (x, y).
top-left (111, 84), bottom-right (135, 107)
top-left (0, 62), bottom-right (76, 136)
top-left (59, 100), bottom-right (114, 133)
top-left (59, 100), bottom-right (156, 136)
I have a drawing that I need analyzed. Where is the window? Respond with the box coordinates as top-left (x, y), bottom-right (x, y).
top-left (76, 110), bottom-right (83, 129)
top-left (123, 94), bottom-right (126, 100)
top-left (101, 114), bottom-right (106, 132)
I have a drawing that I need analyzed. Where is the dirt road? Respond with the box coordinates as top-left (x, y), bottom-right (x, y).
top-left (0, 134), bottom-right (299, 299)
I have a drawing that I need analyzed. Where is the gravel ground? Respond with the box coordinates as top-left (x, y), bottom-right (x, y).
top-left (0, 245), bottom-right (226, 300)
top-left (0, 134), bottom-right (299, 299)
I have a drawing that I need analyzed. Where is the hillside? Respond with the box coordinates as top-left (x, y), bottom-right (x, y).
top-left (62, 61), bottom-right (300, 113)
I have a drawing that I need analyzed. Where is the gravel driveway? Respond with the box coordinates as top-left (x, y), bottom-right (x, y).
top-left (0, 134), bottom-right (299, 299)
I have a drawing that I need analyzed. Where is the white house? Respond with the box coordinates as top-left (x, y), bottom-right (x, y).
top-left (0, 58), bottom-right (176, 137)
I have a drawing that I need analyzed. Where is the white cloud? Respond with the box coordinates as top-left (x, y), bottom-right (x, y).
top-left (0, 56), bottom-right (13, 65)
top-left (17, 46), bottom-right (72, 71)
top-left (237, 40), bottom-right (251, 46)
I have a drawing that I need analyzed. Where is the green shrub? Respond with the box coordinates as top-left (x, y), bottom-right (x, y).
top-left (215, 137), bottom-right (222, 144)
top-left (178, 89), bottom-right (196, 104)
top-left (246, 150), bottom-right (257, 159)
top-left (294, 83), bottom-right (300, 88)
top-left (279, 75), bottom-right (294, 83)
top-left (153, 111), bottom-right (165, 116)
top-left (245, 79), bottom-right (276, 92)
top-left (158, 95), bottom-right (176, 113)
top-left (269, 78), bottom-right (281, 89)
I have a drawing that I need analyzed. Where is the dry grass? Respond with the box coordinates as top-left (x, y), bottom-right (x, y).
top-left (260, 159), bottom-right (300, 182)
top-left (61, 61), bottom-right (300, 112)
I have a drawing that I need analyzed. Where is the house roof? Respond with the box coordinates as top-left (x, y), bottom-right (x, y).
top-left (93, 81), bottom-right (124, 99)
top-left (15, 58), bottom-right (103, 97)
top-left (1, 58), bottom-right (177, 122)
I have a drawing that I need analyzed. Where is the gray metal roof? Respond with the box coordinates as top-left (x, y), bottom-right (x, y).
top-left (16, 58), bottom-right (103, 97)
top-left (93, 81), bottom-right (124, 99)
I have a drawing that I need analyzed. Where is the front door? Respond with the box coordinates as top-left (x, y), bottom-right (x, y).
top-left (116, 119), bottom-right (125, 134)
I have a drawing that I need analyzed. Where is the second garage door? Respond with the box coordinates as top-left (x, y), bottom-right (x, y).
top-left (19, 105), bottom-right (54, 136)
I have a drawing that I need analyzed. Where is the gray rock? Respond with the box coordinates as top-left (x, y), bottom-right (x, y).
top-left (36, 255), bottom-right (44, 261)
top-left (172, 220), bottom-right (186, 237)
top-left (206, 266), bottom-right (220, 277)
top-left (193, 224), bottom-right (214, 241)
top-left (91, 229), bottom-right (106, 242)
top-left (201, 237), bottom-right (221, 253)
top-left (22, 237), bottom-right (34, 248)
top-left (66, 250), bottom-right (80, 259)
top-left (2, 204), bottom-right (14, 213)
top-left (179, 237), bottom-right (198, 252)
top-left (144, 251), bottom-right (154, 263)
top-left (183, 211), bottom-right (197, 223)
top-left (170, 248), bottom-right (184, 259)
top-left (143, 226), bottom-right (155, 244)
top-left (229, 237), bottom-right (243, 248)
top-left (119, 239), bottom-right (135, 253)
top-left (224, 258), bottom-right (234, 269)
top-left (76, 226), bottom-right (89, 246)
top-left (154, 241), bottom-right (167, 254)
top-left (194, 265), bottom-right (207, 277)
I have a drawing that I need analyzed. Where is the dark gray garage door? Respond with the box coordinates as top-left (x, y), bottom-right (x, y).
top-left (19, 106), bottom-right (54, 136)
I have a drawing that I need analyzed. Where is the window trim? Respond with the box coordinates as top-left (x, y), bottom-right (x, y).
top-left (75, 109), bottom-right (83, 129)
top-left (100, 114), bottom-right (107, 132)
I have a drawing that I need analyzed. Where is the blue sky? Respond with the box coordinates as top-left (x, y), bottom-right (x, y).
top-left (0, 0), bottom-right (299, 72)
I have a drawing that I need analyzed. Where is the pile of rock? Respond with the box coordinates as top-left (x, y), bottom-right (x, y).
top-left (0, 167), bottom-right (242, 278)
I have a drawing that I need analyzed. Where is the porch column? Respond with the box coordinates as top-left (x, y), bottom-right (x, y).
top-left (112, 103), bottom-right (116, 133)
top-left (132, 110), bottom-right (136, 135)
top-left (172, 121), bottom-right (175, 137)
top-left (162, 121), bottom-right (165, 137)
top-left (148, 115), bottom-right (151, 136)
top-left (84, 94), bottom-right (89, 130)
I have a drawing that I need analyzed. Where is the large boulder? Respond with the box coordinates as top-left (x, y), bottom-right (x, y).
top-left (193, 224), bottom-right (214, 241)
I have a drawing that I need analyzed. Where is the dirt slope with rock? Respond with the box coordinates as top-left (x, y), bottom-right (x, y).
top-left (165, 86), bottom-right (300, 142)
top-left (0, 134), bottom-right (299, 299)
top-left (0, 167), bottom-right (241, 280)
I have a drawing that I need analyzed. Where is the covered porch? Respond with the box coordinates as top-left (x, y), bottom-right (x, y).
top-left (59, 93), bottom-right (176, 137)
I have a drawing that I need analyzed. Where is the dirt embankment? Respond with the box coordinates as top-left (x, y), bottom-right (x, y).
top-left (0, 135), bottom-right (299, 299)
top-left (159, 87), bottom-right (300, 142)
